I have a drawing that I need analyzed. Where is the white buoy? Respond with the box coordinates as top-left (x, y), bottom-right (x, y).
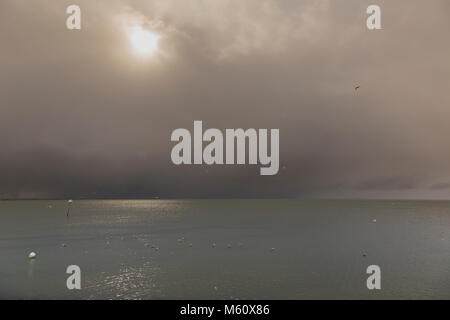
top-left (28, 252), bottom-right (37, 259)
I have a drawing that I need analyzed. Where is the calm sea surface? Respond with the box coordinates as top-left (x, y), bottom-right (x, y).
top-left (0, 199), bottom-right (449, 299)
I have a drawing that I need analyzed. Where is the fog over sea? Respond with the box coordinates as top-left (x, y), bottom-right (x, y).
top-left (0, 199), bottom-right (449, 299)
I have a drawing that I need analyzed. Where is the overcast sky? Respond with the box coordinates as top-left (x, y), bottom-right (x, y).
top-left (1, 0), bottom-right (450, 199)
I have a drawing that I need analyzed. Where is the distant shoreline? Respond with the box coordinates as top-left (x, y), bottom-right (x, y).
top-left (2, 198), bottom-right (450, 201)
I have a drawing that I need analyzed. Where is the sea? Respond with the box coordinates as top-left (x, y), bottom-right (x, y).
top-left (0, 199), bottom-right (449, 299)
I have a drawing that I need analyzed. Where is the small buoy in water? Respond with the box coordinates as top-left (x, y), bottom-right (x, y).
top-left (213, 286), bottom-right (218, 291)
top-left (362, 253), bottom-right (367, 257)
top-left (212, 243), bottom-right (216, 248)
top-left (62, 243), bottom-right (67, 247)
top-left (189, 243), bottom-right (193, 247)
top-left (271, 247), bottom-right (276, 251)
top-left (372, 219), bottom-right (377, 223)
top-left (66, 200), bottom-right (74, 218)
top-left (28, 252), bottom-right (37, 259)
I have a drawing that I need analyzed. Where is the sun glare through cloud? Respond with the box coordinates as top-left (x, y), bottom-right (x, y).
top-left (129, 26), bottom-right (160, 56)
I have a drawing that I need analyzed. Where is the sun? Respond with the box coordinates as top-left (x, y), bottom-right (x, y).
top-left (129, 26), bottom-right (160, 56)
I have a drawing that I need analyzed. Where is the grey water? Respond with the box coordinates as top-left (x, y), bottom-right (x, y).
top-left (0, 199), bottom-right (449, 299)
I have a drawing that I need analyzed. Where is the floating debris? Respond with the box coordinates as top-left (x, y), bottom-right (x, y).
top-left (28, 252), bottom-right (37, 259)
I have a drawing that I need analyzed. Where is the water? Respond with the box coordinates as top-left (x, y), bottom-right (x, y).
top-left (0, 199), bottom-right (449, 299)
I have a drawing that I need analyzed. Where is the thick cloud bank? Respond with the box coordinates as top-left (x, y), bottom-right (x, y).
top-left (1, 0), bottom-right (450, 199)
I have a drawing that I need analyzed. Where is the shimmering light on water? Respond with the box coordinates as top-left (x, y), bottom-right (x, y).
top-left (0, 200), bottom-right (449, 299)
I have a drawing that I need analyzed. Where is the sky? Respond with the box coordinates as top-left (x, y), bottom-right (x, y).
top-left (1, 0), bottom-right (450, 199)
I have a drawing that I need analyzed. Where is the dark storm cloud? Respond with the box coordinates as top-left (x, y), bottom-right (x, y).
top-left (1, 0), bottom-right (450, 199)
